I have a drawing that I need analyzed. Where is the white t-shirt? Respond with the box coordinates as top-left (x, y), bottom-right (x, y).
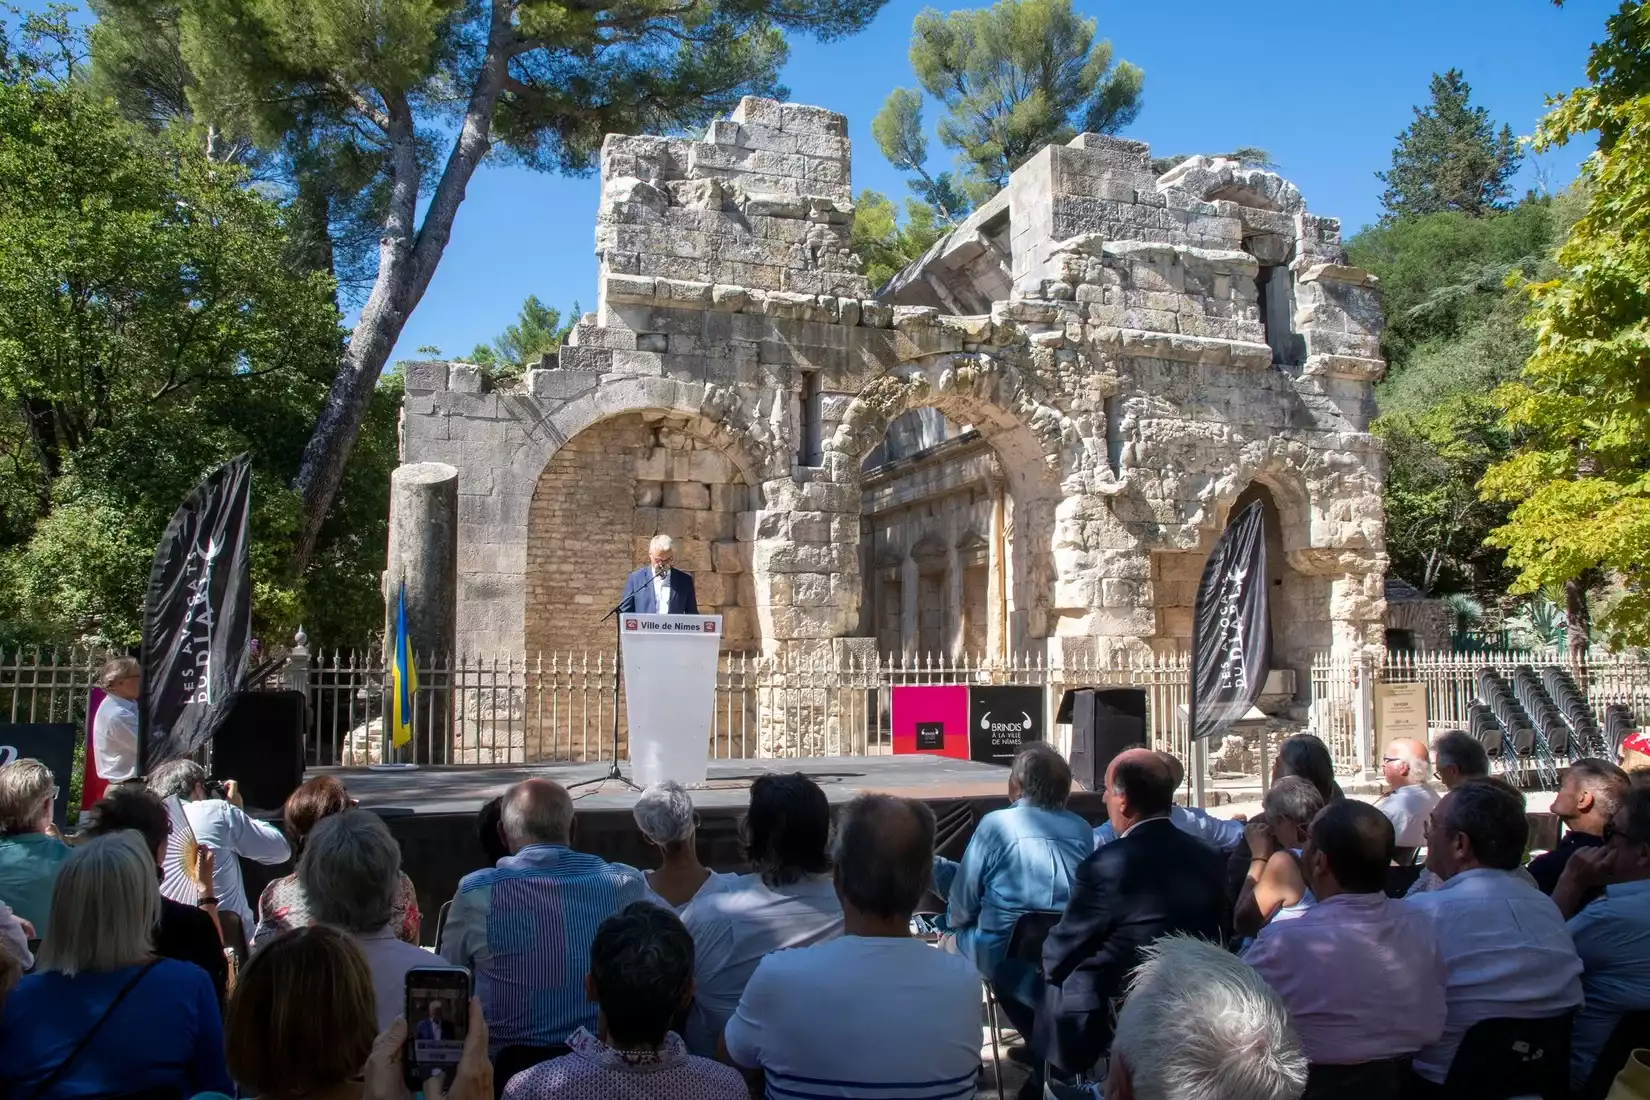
top-left (1378, 782), bottom-right (1440, 848)
top-left (91, 695), bottom-right (139, 783)
top-left (160, 796), bottom-right (292, 923)
top-left (724, 935), bottom-right (982, 1100)
top-left (679, 872), bottom-right (843, 1055)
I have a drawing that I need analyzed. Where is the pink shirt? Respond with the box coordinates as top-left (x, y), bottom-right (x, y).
top-left (1244, 891), bottom-right (1448, 1065)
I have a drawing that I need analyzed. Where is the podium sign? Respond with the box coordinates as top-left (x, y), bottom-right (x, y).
top-left (621, 613), bottom-right (722, 787)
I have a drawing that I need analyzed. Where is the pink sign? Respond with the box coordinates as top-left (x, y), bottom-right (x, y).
top-left (891, 685), bottom-right (970, 759)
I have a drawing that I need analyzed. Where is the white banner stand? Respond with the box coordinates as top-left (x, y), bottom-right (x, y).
top-left (620, 612), bottom-right (721, 787)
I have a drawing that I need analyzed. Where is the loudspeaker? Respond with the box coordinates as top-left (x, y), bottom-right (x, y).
top-left (1061, 687), bottom-right (1148, 792)
top-left (210, 690), bottom-right (307, 813)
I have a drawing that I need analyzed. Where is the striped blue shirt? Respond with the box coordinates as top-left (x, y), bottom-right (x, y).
top-left (723, 936), bottom-right (982, 1100)
top-left (441, 844), bottom-right (655, 1052)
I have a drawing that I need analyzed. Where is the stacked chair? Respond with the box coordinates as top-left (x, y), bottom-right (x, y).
top-left (1541, 665), bottom-right (1607, 757)
top-left (1474, 667), bottom-right (1555, 789)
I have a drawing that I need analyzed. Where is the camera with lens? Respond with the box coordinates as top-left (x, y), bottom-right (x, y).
top-left (202, 778), bottom-right (230, 801)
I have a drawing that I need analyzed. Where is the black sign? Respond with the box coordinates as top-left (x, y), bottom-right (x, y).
top-left (968, 685), bottom-right (1044, 765)
top-left (916, 722), bottom-right (944, 750)
top-left (0, 724), bottom-right (78, 828)
top-left (140, 455), bottom-right (254, 772)
top-left (1190, 499), bottom-right (1272, 742)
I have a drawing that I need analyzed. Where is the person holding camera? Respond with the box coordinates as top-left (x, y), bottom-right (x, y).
top-left (149, 760), bottom-right (291, 929)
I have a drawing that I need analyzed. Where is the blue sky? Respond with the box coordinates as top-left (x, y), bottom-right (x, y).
top-left (401, 0), bottom-right (1615, 364)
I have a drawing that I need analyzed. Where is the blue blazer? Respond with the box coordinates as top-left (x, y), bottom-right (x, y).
top-left (619, 566), bottom-right (698, 615)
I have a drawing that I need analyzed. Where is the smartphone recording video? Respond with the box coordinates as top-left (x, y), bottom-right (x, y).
top-left (405, 966), bottom-right (470, 1090)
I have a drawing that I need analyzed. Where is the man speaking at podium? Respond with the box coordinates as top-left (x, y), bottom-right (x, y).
top-left (620, 534), bottom-right (699, 615)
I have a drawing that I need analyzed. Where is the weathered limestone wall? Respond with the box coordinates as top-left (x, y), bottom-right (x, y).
top-left (398, 96), bottom-right (1390, 693)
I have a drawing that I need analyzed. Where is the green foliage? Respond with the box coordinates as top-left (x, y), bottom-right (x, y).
top-left (874, 0), bottom-right (1141, 214)
top-left (0, 25), bottom-right (389, 648)
top-left (849, 188), bottom-right (948, 289)
top-left (1481, 2), bottom-right (1650, 646)
top-left (1378, 69), bottom-right (1523, 219)
top-left (468, 295), bottom-right (578, 380)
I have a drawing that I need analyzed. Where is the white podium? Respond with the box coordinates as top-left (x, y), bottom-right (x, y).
top-left (620, 612), bottom-right (721, 787)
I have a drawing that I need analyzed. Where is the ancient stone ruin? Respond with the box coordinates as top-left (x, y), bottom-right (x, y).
top-left (394, 96), bottom-right (1388, 735)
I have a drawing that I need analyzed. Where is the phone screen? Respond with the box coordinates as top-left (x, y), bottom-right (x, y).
top-left (405, 966), bottom-right (471, 1089)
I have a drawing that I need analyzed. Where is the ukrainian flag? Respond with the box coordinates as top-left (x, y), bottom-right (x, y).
top-left (390, 582), bottom-right (418, 749)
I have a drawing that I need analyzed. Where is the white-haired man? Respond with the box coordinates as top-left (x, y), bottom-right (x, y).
top-left (1105, 936), bottom-right (1308, 1100)
top-left (619, 534), bottom-right (698, 615)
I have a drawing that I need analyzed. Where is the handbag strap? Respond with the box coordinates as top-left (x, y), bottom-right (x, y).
top-left (26, 959), bottom-right (162, 1100)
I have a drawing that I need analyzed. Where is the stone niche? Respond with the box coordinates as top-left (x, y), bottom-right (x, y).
top-left (524, 411), bottom-right (757, 655)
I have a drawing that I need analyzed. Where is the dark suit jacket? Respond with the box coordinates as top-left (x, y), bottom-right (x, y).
top-left (1037, 816), bottom-right (1229, 1073)
top-left (416, 1017), bottom-right (446, 1043)
top-left (618, 566), bottom-right (698, 615)
top-left (155, 897), bottom-right (228, 1008)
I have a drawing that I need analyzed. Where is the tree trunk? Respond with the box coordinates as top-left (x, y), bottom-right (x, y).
top-left (1565, 574), bottom-right (1592, 691)
top-left (290, 7), bottom-right (512, 570)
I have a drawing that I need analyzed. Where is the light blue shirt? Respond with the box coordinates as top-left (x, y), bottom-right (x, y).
top-left (931, 799), bottom-right (1094, 976)
top-left (1567, 878), bottom-right (1650, 1088)
top-left (1092, 804), bottom-right (1245, 852)
top-left (441, 844), bottom-right (657, 1054)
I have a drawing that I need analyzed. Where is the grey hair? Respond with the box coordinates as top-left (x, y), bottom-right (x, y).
top-left (633, 781), bottom-right (696, 847)
top-left (649, 534), bottom-right (674, 554)
top-left (1111, 935), bottom-right (1308, 1100)
top-left (1569, 758), bottom-right (1630, 820)
top-left (832, 793), bottom-right (935, 919)
top-left (501, 779), bottom-right (575, 848)
top-left (0, 758), bottom-right (54, 834)
top-left (1263, 776), bottom-right (1325, 829)
top-left (37, 831), bottom-right (158, 976)
top-left (298, 809), bottom-right (402, 933)
top-left (1011, 743), bottom-right (1072, 810)
top-left (96, 656), bottom-right (140, 690)
top-left (1433, 730), bottom-right (1489, 779)
top-left (148, 759), bottom-right (207, 801)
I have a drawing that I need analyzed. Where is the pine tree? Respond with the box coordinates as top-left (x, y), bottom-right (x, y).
top-left (1378, 69), bottom-right (1523, 219)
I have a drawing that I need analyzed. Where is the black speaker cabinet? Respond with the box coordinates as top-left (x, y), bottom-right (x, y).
top-left (210, 690), bottom-right (307, 813)
top-left (1058, 687), bottom-right (1148, 791)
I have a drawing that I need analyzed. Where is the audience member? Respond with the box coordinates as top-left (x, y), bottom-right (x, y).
top-left (1528, 758), bottom-right (1630, 896)
top-left (150, 759), bottom-right (291, 925)
top-left (91, 657), bottom-right (142, 786)
top-left (1034, 748), bottom-right (1228, 1084)
top-left (1376, 738), bottom-right (1439, 853)
top-left (932, 742), bottom-right (1093, 976)
top-left (443, 778), bottom-right (655, 1054)
top-left (503, 903), bottom-right (746, 1100)
top-left (1629, 765), bottom-right (1650, 790)
top-left (1550, 786), bottom-right (1650, 1090)
top-left (1432, 730), bottom-right (1490, 791)
top-left (0, 896), bottom-right (31, 971)
top-left (1234, 777), bottom-right (1324, 939)
top-left (722, 793), bottom-right (980, 1100)
top-left (1273, 734), bottom-right (1344, 804)
top-left (632, 780), bottom-right (734, 909)
top-left (1245, 800), bottom-right (1446, 1069)
top-left (0, 758), bottom-right (69, 930)
top-left (252, 775), bottom-right (421, 951)
top-left (86, 784), bottom-right (229, 1006)
top-left (298, 808), bottom-right (430, 1028)
top-left (1093, 751), bottom-right (1246, 851)
top-left (1403, 779), bottom-right (1582, 1088)
top-left (227, 925), bottom-right (377, 1100)
top-left (477, 795), bottom-right (510, 867)
top-left (0, 832), bottom-right (232, 1100)
top-left (679, 772), bottom-right (843, 1055)
top-left (1106, 935), bottom-right (1308, 1100)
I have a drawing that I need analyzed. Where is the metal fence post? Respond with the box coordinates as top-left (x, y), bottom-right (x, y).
top-left (1354, 651), bottom-right (1375, 782)
top-left (284, 627), bottom-right (311, 696)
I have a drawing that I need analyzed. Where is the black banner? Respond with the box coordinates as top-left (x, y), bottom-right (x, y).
top-left (139, 455), bottom-right (254, 772)
top-left (0, 724), bottom-right (76, 828)
top-left (1190, 499), bottom-right (1271, 742)
top-left (968, 685), bottom-right (1044, 765)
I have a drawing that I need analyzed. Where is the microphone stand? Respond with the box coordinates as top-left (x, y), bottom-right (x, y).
top-left (566, 581), bottom-right (648, 794)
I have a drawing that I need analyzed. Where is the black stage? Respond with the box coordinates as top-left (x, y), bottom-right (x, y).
top-left (261, 755), bottom-right (1106, 947)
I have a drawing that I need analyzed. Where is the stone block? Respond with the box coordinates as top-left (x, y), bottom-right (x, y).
top-left (686, 449), bottom-right (733, 483)
top-left (712, 539), bottom-right (750, 572)
top-left (663, 481), bottom-right (712, 510)
top-left (449, 364), bottom-right (485, 392)
top-left (636, 333), bottom-right (668, 353)
top-left (633, 481), bottom-right (662, 507)
top-left (402, 360), bottom-right (450, 392)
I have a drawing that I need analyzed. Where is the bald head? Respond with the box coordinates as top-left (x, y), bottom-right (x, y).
top-left (1155, 751), bottom-right (1186, 790)
top-left (1382, 738), bottom-right (1430, 790)
top-left (501, 778), bottom-right (574, 852)
top-left (1105, 748), bottom-right (1176, 833)
top-left (833, 793), bottom-right (936, 920)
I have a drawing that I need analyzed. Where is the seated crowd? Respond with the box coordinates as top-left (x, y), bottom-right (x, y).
top-left (1, 724), bottom-right (1649, 1100)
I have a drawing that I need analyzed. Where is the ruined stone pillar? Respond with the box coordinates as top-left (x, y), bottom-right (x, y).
top-left (386, 462), bottom-right (459, 762)
top-left (945, 546), bottom-right (964, 660)
top-left (900, 554), bottom-right (919, 661)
